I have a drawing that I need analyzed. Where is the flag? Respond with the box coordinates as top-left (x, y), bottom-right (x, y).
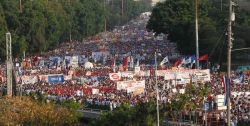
top-left (198, 54), bottom-right (208, 61)
top-left (223, 75), bottom-right (229, 106)
top-left (123, 56), bottom-right (129, 71)
top-left (136, 59), bottom-right (140, 67)
top-left (32, 56), bottom-right (39, 62)
top-left (160, 56), bottom-right (169, 65)
top-left (190, 55), bottom-right (196, 68)
top-left (111, 57), bottom-right (116, 72)
top-left (173, 59), bottom-right (182, 67)
top-left (221, 76), bottom-right (226, 93)
top-left (150, 59), bottom-right (156, 67)
top-left (129, 56), bottom-right (134, 68)
top-left (181, 57), bottom-right (188, 65)
top-left (39, 59), bottom-right (45, 68)
top-left (185, 56), bottom-right (192, 64)
top-left (240, 72), bottom-right (245, 83)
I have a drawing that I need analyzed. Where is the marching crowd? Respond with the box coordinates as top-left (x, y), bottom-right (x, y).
top-left (0, 12), bottom-right (250, 125)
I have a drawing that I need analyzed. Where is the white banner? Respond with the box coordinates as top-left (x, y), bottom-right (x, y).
top-left (163, 69), bottom-right (210, 83)
top-left (120, 71), bottom-right (134, 78)
top-left (22, 76), bottom-right (38, 84)
top-left (117, 80), bottom-right (145, 93)
top-left (92, 88), bottom-right (99, 95)
top-left (71, 56), bottom-right (79, 68)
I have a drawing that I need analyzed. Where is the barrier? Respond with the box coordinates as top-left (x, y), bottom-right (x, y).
top-left (164, 110), bottom-right (226, 126)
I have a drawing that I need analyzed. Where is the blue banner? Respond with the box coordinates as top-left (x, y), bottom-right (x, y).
top-left (48, 74), bottom-right (64, 83)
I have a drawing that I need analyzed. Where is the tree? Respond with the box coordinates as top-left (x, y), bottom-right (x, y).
top-left (0, 0), bottom-right (151, 60)
top-left (147, 0), bottom-right (250, 62)
top-left (89, 101), bottom-right (161, 126)
top-left (0, 96), bottom-right (80, 125)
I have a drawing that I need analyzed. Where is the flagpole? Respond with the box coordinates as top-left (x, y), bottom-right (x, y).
top-left (155, 52), bottom-right (160, 126)
top-left (195, 0), bottom-right (200, 69)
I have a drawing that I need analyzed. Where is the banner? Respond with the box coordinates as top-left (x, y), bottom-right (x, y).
top-left (64, 75), bottom-right (72, 81)
top-left (92, 51), bottom-right (109, 62)
top-left (48, 74), bottom-right (64, 83)
top-left (134, 66), bottom-right (140, 73)
top-left (78, 55), bottom-right (88, 64)
top-left (92, 88), bottom-right (99, 95)
top-left (120, 71), bottom-right (134, 78)
top-left (22, 76), bottom-right (38, 84)
top-left (109, 73), bottom-right (121, 81)
top-left (117, 80), bottom-right (145, 94)
top-left (71, 56), bottom-right (79, 68)
top-left (163, 69), bottom-right (210, 83)
top-left (38, 75), bottom-right (48, 82)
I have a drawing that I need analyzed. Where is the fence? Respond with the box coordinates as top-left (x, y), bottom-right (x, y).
top-left (164, 110), bottom-right (226, 126)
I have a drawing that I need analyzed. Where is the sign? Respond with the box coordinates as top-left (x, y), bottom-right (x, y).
top-left (48, 74), bottom-right (64, 83)
top-left (134, 66), bottom-right (140, 73)
top-left (215, 95), bottom-right (227, 110)
top-left (71, 56), bottom-right (79, 68)
top-left (163, 69), bottom-right (211, 83)
top-left (120, 71), bottom-right (134, 78)
top-left (22, 76), bottom-right (38, 84)
top-left (204, 102), bottom-right (209, 111)
top-left (38, 75), bottom-right (48, 82)
top-left (92, 88), bottom-right (99, 95)
top-left (117, 80), bottom-right (145, 94)
top-left (109, 73), bottom-right (121, 81)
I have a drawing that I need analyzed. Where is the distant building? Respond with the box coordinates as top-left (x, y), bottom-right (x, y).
top-left (134, 0), bottom-right (165, 6)
top-left (152, 0), bottom-right (165, 6)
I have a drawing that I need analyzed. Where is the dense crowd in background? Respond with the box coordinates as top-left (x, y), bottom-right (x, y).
top-left (0, 12), bottom-right (250, 125)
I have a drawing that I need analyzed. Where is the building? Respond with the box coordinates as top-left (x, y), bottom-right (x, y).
top-left (152, 0), bottom-right (165, 6)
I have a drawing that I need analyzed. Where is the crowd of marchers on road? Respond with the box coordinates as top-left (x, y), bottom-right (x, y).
top-left (0, 12), bottom-right (250, 125)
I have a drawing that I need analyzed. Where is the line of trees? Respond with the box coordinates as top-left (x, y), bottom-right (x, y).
top-left (0, 0), bottom-right (152, 60)
top-left (89, 83), bottom-right (210, 126)
top-left (147, 0), bottom-right (250, 63)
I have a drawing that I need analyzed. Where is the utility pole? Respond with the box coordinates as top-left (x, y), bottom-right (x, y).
top-left (6, 32), bottom-right (13, 97)
top-left (104, 0), bottom-right (107, 32)
top-left (221, 0), bottom-right (223, 11)
top-left (227, 0), bottom-right (234, 125)
top-left (155, 52), bottom-right (160, 126)
top-left (195, 0), bottom-right (200, 69)
top-left (121, 0), bottom-right (124, 19)
top-left (19, 0), bottom-right (22, 13)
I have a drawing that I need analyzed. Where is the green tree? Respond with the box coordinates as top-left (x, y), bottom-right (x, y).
top-left (147, 0), bottom-right (250, 62)
top-left (0, 0), bottom-right (151, 59)
top-left (0, 96), bottom-right (80, 125)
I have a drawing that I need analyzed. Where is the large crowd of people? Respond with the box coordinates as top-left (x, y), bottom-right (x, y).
top-left (0, 12), bottom-right (250, 125)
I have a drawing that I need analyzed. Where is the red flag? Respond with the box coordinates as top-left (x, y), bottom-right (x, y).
top-left (123, 56), bottom-right (129, 71)
top-left (32, 56), bottom-right (39, 62)
top-left (173, 59), bottom-right (182, 67)
top-left (198, 54), bottom-right (208, 61)
top-left (111, 58), bottom-right (115, 68)
top-left (150, 68), bottom-right (155, 76)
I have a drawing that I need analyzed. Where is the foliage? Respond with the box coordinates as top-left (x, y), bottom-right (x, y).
top-left (0, 0), bottom-right (151, 60)
top-left (147, 0), bottom-right (250, 62)
top-left (89, 101), bottom-right (162, 126)
top-left (0, 96), bottom-right (79, 126)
